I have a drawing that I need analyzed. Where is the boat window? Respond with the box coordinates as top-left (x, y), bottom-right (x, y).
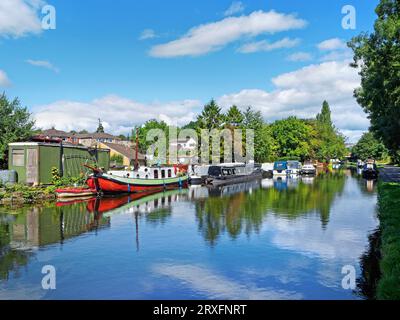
top-left (161, 170), bottom-right (166, 178)
top-left (145, 175), bottom-right (148, 179)
top-left (154, 170), bottom-right (159, 179)
top-left (168, 169), bottom-right (172, 178)
top-left (136, 174), bottom-right (140, 178)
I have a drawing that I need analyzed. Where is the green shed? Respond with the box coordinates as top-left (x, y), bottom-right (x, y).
top-left (8, 142), bottom-right (110, 185)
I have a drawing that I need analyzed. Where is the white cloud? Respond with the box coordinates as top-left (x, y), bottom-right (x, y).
top-left (317, 38), bottom-right (347, 51)
top-left (139, 29), bottom-right (157, 40)
top-left (238, 37), bottom-right (300, 54)
top-left (224, 1), bottom-right (245, 16)
top-left (218, 60), bottom-right (367, 142)
top-left (317, 38), bottom-right (353, 62)
top-left (0, 70), bottom-right (11, 86)
top-left (287, 51), bottom-right (312, 62)
top-left (0, 0), bottom-right (44, 38)
top-left (26, 59), bottom-right (59, 73)
top-left (320, 49), bottom-right (353, 62)
top-left (150, 10), bottom-right (307, 58)
top-left (33, 95), bottom-right (202, 134)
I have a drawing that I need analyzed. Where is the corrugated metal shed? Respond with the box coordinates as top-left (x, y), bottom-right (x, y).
top-left (8, 142), bottom-right (110, 185)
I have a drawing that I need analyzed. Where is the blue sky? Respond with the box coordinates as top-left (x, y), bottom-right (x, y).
top-left (0, 0), bottom-right (379, 142)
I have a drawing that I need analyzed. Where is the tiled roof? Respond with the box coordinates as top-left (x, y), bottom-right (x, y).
top-left (102, 142), bottom-right (146, 160)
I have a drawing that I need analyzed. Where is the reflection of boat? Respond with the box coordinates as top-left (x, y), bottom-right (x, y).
top-left (261, 178), bottom-right (274, 189)
top-left (86, 165), bottom-right (189, 194)
top-left (205, 163), bottom-right (262, 187)
top-left (273, 176), bottom-right (288, 191)
top-left (301, 176), bottom-right (315, 185)
top-left (86, 189), bottom-right (189, 216)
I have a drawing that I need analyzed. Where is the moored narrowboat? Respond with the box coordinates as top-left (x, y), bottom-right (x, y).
top-left (86, 165), bottom-right (189, 194)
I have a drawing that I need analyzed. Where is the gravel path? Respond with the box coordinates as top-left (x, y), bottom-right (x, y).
top-left (380, 166), bottom-right (400, 183)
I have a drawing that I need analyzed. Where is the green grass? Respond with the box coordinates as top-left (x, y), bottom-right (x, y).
top-left (377, 182), bottom-right (400, 300)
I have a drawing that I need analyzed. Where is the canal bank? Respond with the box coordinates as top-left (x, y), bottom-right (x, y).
top-left (376, 166), bottom-right (400, 300)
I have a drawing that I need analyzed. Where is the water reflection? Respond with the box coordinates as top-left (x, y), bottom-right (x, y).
top-left (0, 170), bottom-right (379, 299)
top-left (0, 203), bottom-right (110, 280)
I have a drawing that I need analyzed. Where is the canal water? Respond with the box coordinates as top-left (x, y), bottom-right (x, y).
top-left (0, 170), bottom-right (379, 300)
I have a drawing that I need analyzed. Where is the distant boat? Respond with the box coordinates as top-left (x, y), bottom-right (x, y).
top-left (86, 165), bottom-right (189, 194)
top-left (301, 163), bottom-right (316, 175)
top-left (287, 161), bottom-right (302, 175)
top-left (273, 161), bottom-right (288, 176)
top-left (362, 161), bottom-right (378, 179)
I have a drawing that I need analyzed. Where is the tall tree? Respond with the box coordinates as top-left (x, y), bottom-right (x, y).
top-left (349, 0), bottom-right (400, 163)
top-left (197, 99), bottom-right (224, 130)
top-left (352, 132), bottom-right (388, 161)
top-left (315, 101), bottom-right (347, 161)
top-left (0, 93), bottom-right (35, 169)
top-left (225, 105), bottom-right (244, 127)
top-left (96, 119), bottom-right (105, 133)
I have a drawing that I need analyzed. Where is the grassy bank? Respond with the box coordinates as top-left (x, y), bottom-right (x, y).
top-left (0, 184), bottom-right (56, 206)
top-left (377, 182), bottom-right (400, 300)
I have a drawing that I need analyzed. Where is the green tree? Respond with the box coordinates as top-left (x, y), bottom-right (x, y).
top-left (0, 93), bottom-right (35, 169)
top-left (270, 116), bottom-right (316, 161)
top-left (352, 132), bottom-right (388, 161)
top-left (225, 105), bottom-right (244, 127)
top-left (315, 101), bottom-right (347, 161)
top-left (96, 119), bottom-right (105, 133)
top-left (133, 119), bottom-right (169, 153)
top-left (197, 99), bottom-right (224, 130)
top-left (349, 0), bottom-right (400, 163)
top-left (241, 107), bottom-right (273, 162)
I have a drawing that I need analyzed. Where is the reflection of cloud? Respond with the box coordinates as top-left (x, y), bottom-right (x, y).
top-left (263, 178), bottom-right (378, 261)
top-left (152, 263), bottom-right (302, 300)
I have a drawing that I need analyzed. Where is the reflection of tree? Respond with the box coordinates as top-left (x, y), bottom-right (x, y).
top-left (195, 172), bottom-right (346, 245)
top-left (356, 229), bottom-right (381, 300)
top-left (145, 208), bottom-right (172, 226)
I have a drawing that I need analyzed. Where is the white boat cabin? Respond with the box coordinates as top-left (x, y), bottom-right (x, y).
top-left (108, 166), bottom-right (180, 180)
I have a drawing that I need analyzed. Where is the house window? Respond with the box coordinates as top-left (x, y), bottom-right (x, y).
top-left (12, 149), bottom-right (25, 167)
top-left (161, 170), bottom-right (165, 178)
top-left (168, 169), bottom-right (172, 178)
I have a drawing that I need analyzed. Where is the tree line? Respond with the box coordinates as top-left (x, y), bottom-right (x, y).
top-left (132, 99), bottom-right (348, 163)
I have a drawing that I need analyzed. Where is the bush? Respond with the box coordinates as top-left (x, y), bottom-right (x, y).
top-left (377, 182), bottom-right (400, 300)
